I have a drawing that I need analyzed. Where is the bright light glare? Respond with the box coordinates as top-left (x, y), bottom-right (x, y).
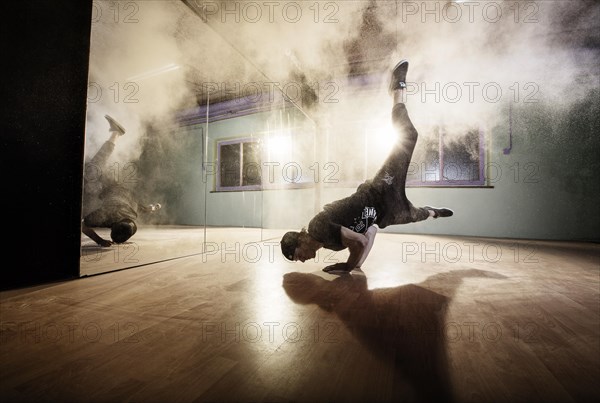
top-left (266, 135), bottom-right (292, 155)
top-left (372, 123), bottom-right (397, 153)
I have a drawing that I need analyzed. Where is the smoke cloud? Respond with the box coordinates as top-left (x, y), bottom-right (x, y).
top-left (185, 0), bottom-right (598, 126)
top-left (83, 0), bottom-right (599, 225)
top-left (85, 0), bottom-right (599, 155)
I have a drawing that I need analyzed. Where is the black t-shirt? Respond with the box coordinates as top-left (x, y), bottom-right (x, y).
top-left (308, 180), bottom-right (381, 251)
top-left (83, 182), bottom-right (138, 227)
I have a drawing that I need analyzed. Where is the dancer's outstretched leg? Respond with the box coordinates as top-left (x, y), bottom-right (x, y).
top-left (373, 60), bottom-right (452, 228)
top-left (87, 115), bottom-right (126, 171)
top-left (83, 115), bottom-right (127, 211)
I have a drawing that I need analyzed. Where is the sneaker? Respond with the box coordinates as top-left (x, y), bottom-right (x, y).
top-left (389, 59), bottom-right (409, 95)
top-left (105, 115), bottom-right (126, 135)
top-left (425, 206), bottom-right (454, 218)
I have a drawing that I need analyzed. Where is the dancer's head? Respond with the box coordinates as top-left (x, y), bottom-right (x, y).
top-left (110, 219), bottom-right (137, 243)
top-left (281, 228), bottom-right (318, 262)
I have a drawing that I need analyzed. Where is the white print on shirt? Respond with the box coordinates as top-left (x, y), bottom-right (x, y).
top-left (362, 207), bottom-right (377, 220)
top-left (382, 172), bottom-right (394, 185)
top-left (350, 206), bottom-right (377, 233)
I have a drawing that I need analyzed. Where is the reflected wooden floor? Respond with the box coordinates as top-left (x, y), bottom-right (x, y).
top-left (80, 226), bottom-right (265, 276)
top-left (2, 232), bottom-right (599, 402)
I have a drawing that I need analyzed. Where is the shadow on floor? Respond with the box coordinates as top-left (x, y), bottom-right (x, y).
top-left (282, 268), bottom-right (506, 402)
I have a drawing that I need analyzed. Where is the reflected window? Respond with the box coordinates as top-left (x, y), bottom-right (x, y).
top-left (217, 138), bottom-right (261, 191)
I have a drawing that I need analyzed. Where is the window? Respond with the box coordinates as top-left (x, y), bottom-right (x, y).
top-left (325, 119), bottom-right (486, 188)
top-left (406, 126), bottom-right (485, 186)
top-left (257, 129), bottom-right (317, 189)
top-left (214, 112), bottom-right (317, 192)
top-left (321, 73), bottom-right (487, 188)
top-left (217, 138), bottom-right (261, 191)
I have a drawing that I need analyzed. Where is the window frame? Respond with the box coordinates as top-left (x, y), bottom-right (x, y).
top-left (406, 126), bottom-right (487, 187)
top-left (216, 137), bottom-right (262, 192)
top-left (324, 121), bottom-right (487, 189)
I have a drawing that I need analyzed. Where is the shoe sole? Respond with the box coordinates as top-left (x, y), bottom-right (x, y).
top-left (105, 115), bottom-right (126, 135)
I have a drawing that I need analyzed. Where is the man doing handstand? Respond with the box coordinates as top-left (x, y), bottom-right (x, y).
top-left (280, 60), bottom-right (453, 272)
top-left (81, 115), bottom-right (161, 247)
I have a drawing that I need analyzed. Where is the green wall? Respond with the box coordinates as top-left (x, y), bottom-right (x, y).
top-left (168, 89), bottom-right (599, 242)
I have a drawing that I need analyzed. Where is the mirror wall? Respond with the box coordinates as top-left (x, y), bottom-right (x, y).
top-left (80, 0), bottom-right (319, 275)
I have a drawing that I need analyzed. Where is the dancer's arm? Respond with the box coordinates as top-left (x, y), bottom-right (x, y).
top-left (81, 220), bottom-right (113, 247)
top-left (322, 227), bottom-right (367, 272)
top-left (357, 225), bottom-right (377, 267)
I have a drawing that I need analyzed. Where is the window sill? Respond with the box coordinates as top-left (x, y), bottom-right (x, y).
top-left (406, 185), bottom-right (495, 189)
top-left (211, 182), bottom-right (317, 192)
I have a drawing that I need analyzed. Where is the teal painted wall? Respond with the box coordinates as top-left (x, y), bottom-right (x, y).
top-left (169, 89), bottom-right (599, 242)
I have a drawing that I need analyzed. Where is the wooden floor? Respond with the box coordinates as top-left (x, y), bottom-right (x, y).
top-left (80, 226), bottom-right (265, 276)
top-left (2, 231), bottom-right (599, 402)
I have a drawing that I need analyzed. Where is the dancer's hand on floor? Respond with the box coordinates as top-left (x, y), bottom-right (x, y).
top-left (98, 239), bottom-right (113, 247)
top-left (323, 263), bottom-right (351, 273)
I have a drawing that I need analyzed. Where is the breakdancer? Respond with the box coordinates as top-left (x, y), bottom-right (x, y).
top-left (81, 115), bottom-right (161, 247)
top-left (280, 60), bottom-right (453, 272)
